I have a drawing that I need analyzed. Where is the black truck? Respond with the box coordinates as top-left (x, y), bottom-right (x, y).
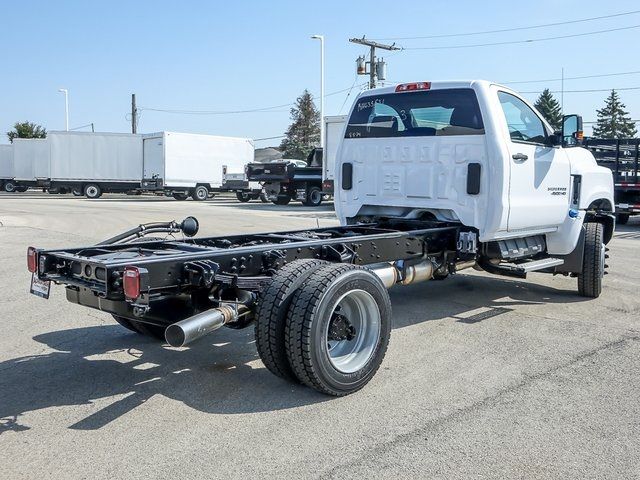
top-left (583, 138), bottom-right (640, 224)
top-left (245, 149), bottom-right (325, 206)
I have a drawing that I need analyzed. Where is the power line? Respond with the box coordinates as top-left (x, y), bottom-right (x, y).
top-left (505, 70), bottom-right (640, 85)
top-left (254, 135), bottom-right (286, 141)
top-left (402, 24), bottom-right (640, 50)
top-left (520, 86), bottom-right (640, 94)
top-left (373, 9), bottom-right (640, 40)
top-left (140, 84), bottom-right (366, 116)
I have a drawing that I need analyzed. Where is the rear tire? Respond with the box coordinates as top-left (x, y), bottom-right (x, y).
top-left (84, 184), bottom-right (102, 199)
top-left (255, 259), bottom-right (328, 381)
top-left (272, 195), bottom-right (291, 206)
top-left (303, 186), bottom-right (322, 207)
top-left (4, 181), bottom-right (16, 193)
top-left (616, 213), bottom-right (630, 225)
top-left (236, 191), bottom-right (252, 202)
top-left (192, 185), bottom-right (209, 201)
top-left (285, 264), bottom-right (392, 396)
top-left (578, 222), bottom-right (605, 298)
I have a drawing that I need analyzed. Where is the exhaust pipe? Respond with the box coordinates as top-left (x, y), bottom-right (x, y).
top-left (165, 304), bottom-right (248, 347)
top-left (371, 259), bottom-right (434, 289)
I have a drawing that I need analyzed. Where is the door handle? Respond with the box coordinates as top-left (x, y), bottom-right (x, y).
top-left (512, 153), bottom-right (528, 162)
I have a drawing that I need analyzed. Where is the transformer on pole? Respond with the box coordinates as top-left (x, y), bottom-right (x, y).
top-left (349, 37), bottom-right (400, 89)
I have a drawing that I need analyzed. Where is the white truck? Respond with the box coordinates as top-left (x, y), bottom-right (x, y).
top-left (47, 131), bottom-right (144, 198)
top-left (28, 80), bottom-right (615, 396)
top-left (141, 132), bottom-right (259, 201)
top-left (9, 138), bottom-right (50, 192)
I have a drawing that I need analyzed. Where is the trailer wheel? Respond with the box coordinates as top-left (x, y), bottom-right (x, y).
top-left (616, 213), bottom-right (629, 225)
top-left (4, 181), bottom-right (16, 193)
top-left (272, 195), bottom-right (291, 206)
top-left (236, 191), bottom-right (252, 202)
top-left (255, 259), bottom-right (328, 381)
top-left (172, 192), bottom-right (189, 201)
top-left (285, 264), bottom-right (392, 396)
top-left (192, 185), bottom-right (209, 201)
top-left (84, 184), bottom-right (102, 199)
top-left (303, 186), bottom-right (323, 207)
top-left (578, 222), bottom-right (606, 298)
top-left (111, 315), bottom-right (166, 340)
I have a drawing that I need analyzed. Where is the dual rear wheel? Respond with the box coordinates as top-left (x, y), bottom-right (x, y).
top-left (255, 260), bottom-right (392, 396)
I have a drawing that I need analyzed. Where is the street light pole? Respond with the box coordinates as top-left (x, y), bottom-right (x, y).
top-left (311, 35), bottom-right (325, 151)
top-left (58, 88), bottom-right (69, 131)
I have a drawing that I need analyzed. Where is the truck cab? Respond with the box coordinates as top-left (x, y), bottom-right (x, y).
top-left (335, 80), bottom-right (614, 259)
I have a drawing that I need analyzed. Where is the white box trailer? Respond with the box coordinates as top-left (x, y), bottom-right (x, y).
top-left (323, 115), bottom-right (347, 192)
top-left (48, 131), bottom-right (143, 198)
top-left (141, 132), bottom-right (258, 201)
top-left (12, 138), bottom-right (50, 186)
top-left (0, 144), bottom-right (22, 192)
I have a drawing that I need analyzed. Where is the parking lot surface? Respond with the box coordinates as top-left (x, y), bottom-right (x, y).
top-left (1, 193), bottom-right (639, 479)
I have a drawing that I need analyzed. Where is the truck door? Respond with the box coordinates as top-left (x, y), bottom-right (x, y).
top-left (143, 136), bottom-right (164, 185)
top-left (496, 90), bottom-right (571, 231)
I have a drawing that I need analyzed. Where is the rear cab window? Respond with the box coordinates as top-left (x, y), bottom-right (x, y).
top-left (345, 88), bottom-right (484, 139)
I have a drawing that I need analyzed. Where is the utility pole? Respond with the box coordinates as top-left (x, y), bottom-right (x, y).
top-left (349, 37), bottom-right (400, 89)
top-left (131, 94), bottom-right (138, 133)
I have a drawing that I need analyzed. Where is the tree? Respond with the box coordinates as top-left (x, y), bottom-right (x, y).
top-left (280, 90), bottom-right (320, 159)
top-left (592, 90), bottom-right (637, 139)
top-left (533, 88), bottom-right (562, 130)
top-left (7, 121), bottom-right (47, 143)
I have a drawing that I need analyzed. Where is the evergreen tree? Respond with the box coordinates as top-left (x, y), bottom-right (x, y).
top-left (533, 88), bottom-right (562, 130)
top-left (7, 121), bottom-right (47, 143)
top-left (592, 90), bottom-right (637, 139)
top-left (280, 90), bottom-right (320, 159)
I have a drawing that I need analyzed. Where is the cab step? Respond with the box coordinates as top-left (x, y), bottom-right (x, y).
top-left (479, 257), bottom-right (564, 278)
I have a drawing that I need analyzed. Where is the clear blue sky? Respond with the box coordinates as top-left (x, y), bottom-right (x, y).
top-left (1, 0), bottom-right (639, 145)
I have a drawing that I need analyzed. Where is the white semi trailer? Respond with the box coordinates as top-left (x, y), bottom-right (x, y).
top-left (141, 132), bottom-right (259, 201)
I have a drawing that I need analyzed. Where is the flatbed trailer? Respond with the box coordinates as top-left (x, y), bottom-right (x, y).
top-left (583, 138), bottom-right (640, 224)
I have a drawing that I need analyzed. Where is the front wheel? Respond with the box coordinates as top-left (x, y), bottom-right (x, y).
top-left (192, 185), bottom-right (209, 201)
top-left (236, 191), bottom-right (252, 202)
top-left (272, 195), bottom-right (291, 206)
top-left (285, 264), bottom-right (392, 396)
top-left (577, 222), bottom-right (606, 298)
top-left (84, 184), bottom-right (102, 199)
top-left (4, 181), bottom-right (16, 193)
top-left (616, 213), bottom-right (630, 225)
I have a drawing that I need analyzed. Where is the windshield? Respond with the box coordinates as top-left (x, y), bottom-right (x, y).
top-left (345, 88), bottom-right (484, 139)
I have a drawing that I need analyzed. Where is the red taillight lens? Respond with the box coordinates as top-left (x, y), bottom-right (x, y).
top-left (123, 266), bottom-right (141, 299)
top-left (395, 82), bottom-right (431, 92)
top-left (27, 247), bottom-right (37, 273)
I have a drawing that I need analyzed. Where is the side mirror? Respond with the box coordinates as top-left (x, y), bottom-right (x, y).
top-left (562, 114), bottom-right (584, 147)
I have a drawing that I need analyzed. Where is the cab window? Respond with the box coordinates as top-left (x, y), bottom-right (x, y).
top-left (498, 91), bottom-right (547, 144)
top-left (345, 88), bottom-right (484, 139)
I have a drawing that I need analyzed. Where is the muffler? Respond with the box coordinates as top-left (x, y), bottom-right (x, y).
top-left (165, 304), bottom-right (248, 347)
top-left (371, 259), bottom-right (434, 288)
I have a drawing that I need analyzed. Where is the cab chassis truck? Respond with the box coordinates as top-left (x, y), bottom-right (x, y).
top-left (28, 81), bottom-right (615, 396)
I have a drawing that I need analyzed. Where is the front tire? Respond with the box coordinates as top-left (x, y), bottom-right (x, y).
top-left (303, 186), bottom-right (323, 207)
top-left (578, 222), bottom-right (606, 298)
top-left (84, 184), bottom-right (102, 199)
top-left (616, 213), bottom-right (630, 225)
top-left (285, 264), bottom-right (392, 396)
top-left (4, 181), bottom-right (16, 193)
top-left (236, 191), bottom-right (252, 202)
top-left (272, 195), bottom-right (291, 206)
top-left (192, 185), bottom-right (209, 201)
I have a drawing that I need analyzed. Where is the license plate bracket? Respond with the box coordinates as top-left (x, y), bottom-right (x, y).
top-left (30, 273), bottom-right (51, 299)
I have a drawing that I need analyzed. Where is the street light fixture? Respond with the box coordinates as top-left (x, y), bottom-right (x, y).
top-left (311, 35), bottom-right (324, 151)
top-left (58, 88), bottom-right (69, 131)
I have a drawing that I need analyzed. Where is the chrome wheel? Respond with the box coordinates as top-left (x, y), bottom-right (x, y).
top-left (325, 289), bottom-right (381, 374)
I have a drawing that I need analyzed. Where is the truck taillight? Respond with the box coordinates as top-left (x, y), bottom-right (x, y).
top-left (27, 247), bottom-right (37, 273)
top-left (396, 82), bottom-right (431, 92)
top-left (123, 266), bottom-right (141, 299)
